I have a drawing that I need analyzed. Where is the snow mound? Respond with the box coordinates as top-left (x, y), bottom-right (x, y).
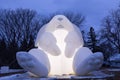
top-left (109, 53), bottom-right (120, 62)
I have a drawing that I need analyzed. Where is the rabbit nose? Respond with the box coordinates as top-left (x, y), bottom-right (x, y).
top-left (58, 17), bottom-right (63, 21)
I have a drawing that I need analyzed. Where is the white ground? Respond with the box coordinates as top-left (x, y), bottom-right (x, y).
top-left (0, 70), bottom-right (114, 80)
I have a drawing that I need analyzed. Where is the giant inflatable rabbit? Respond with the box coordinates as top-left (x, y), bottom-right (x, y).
top-left (16, 15), bottom-right (103, 77)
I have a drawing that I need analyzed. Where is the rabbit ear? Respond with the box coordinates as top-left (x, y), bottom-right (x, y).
top-left (64, 26), bottom-right (84, 58)
top-left (35, 25), bottom-right (46, 47)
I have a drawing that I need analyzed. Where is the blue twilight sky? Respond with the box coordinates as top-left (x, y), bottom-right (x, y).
top-left (0, 0), bottom-right (119, 30)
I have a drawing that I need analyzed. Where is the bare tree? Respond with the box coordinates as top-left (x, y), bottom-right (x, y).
top-left (0, 9), bottom-right (42, 68)
top-left (0, 9), bottom-right (42, 49)
top-left (100, 6), bottom-right (120, 54)
top-left (63, 12), bottom-right (85, 27)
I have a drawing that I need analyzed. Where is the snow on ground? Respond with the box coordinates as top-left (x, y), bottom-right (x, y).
top-left (0, 74), bottom-right (18, 80)
top-left (107, 53), bottom-right (120, 67)
top-left (0, 70), bottom-right (114, 80)
top-left (109, 53), bottom-right (120, 62)
top-left (0, 73), bottom-right (56, 80)
top-left (0, 69), bottom-right (24, 74)
top-left (107, 68), bottom-right (120, 71)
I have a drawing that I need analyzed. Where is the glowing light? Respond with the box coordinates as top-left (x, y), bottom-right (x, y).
top-left (47, 29), bottom-right (74, 75)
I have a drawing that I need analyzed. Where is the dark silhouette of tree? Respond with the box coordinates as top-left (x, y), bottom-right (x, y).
top-left (100, 6), bottom-right (120, 54)
top-left (63, 12), bottom-right (85, 27)
top-left (86, 27), bottom-right (98, 52)
top-left (0, 39), bottom-right (7, 66)
top-left (98, 6), bottom-right (120, 61)
top-left (0, 9), bottom-right (42, 68)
